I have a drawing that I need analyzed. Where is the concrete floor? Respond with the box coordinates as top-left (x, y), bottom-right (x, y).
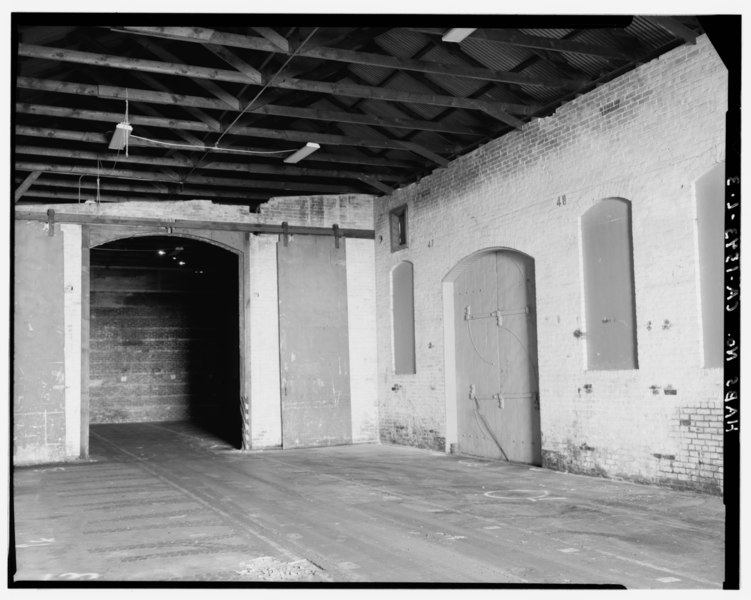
top-left (12, 422), bottom-right (725, 586)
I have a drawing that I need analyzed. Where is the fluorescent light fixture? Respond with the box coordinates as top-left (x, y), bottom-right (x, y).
top-left (109, 122), bottom-right (132, 150)
top-left (442, 28), bottom-right (476, 43)
top-left (284, 142), bottom-right (320, 164)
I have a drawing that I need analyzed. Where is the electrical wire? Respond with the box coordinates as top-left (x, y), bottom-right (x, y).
top-left (465, 317), bottom-right (496, 366)
top-left (175, 27), bottom-right (320, 192)
top-left (470, 391), bottom-right (509, 461)
top-left (130, 134), bottom-right (296, 155)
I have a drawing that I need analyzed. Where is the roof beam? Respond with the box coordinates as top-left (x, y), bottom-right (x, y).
top-left (133, 36), bottom-right (240, 110)
top-left (17, 76), bottom-right (241, 112)
top-left (116, 26), bottom-right (283, 53)
top-left (356, 175), bottom-right (393, 195)
top-left (18, 43), bottom-right (264, 85)
top-left (17, 101), bottom-right (415, 170)
top-left (22, 176), bottom-right (272, 201)
top-left (117, 25), bottom-right (583, 88)
top-left (20, 188), bottom-right (271, 203)
top-left (272, 75), bottom-right (537, 116)
top-left (201, 43), bottom-right (265, 85)
top-left (207, 43), bottom-right (459, 159)
top-left (14, 209), bottom-right (377, 239)
top-left (15, 170), bottom-right (42, 202)
top-left (296, 45), bottom-right (582, 89)
top-left (19, 43), bottom-right (538, 119)
top-left (251, 27), bottom-right (290, 53)
top-left (14, 137), bottom-right (408, 183)
top-left (15, 81), bottom-right (459, 154)
top-left (247, 103), bottom-right (488, 136)
top-left (22, 189), bottom-right (167, 203)
top-left (15, 162), bottom-right (361, 194)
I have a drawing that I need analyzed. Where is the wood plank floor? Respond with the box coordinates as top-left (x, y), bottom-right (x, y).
top-left (12, 422), bottom-right (725, 587)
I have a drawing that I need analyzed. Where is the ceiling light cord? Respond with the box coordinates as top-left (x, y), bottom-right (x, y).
top-left (216, 27), bottom-right (320, 148)
top-left (129, 134), bottom-right (296, 155)
top-left (124, 90), bottom-right (129, 157)
top-left (176, 27), bottom-right (320, 190)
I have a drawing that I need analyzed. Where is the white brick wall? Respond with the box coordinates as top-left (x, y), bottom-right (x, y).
top-left (374, 36), bottom-right (726, 493)
top-left (16, 194), bottom-right (377, 457)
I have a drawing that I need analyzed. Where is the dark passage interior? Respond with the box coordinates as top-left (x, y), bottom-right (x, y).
top-left (89, 235), bottom-right (241, 447)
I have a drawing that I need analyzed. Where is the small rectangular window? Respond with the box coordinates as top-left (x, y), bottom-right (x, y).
top-left (390, 205), bottom-right (408, 252)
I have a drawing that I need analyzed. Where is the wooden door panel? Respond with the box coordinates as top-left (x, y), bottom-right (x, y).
top-left (496, 251), bottom-right (541, 464)
top-left (278, 236), bottom-right (352, 449)
top-left (454, 253), bottom-right (502, 459)
top-left (454, 250), bottom-right (541, 465)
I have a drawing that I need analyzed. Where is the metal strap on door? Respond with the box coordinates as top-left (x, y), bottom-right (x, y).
top-left (464, 305), bottom-right (529, 327)
top-left (463, 304), bottom-right (530, 366)
top-left (469, 384), bottom-right (539, 410)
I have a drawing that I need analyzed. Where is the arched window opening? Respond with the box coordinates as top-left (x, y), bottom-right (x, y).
top-left (581, 198), bottom-right (638, 370)
top-left (392, 261), bottom-right (416, 374)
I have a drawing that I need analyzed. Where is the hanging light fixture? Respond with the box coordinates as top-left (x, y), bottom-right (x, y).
top-left (108, 122), bottom-right (132, 151)
top-left (109, 90), bottom-right (132, 153)
top-left (284, 142), bottom-right (320, 164)
top-left (442, 28), bottom-right (476, 43)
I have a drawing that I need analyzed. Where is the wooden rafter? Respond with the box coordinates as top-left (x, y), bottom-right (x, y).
top-left (18, 44), bottom-right (539, 120)
top-left (15, 170), bottom-right (42, 202)
top-left (116, 26), bottom-right (585, 88)
top-left (14, 22), bottom-right (705, 204)
top-left (14, 137), bottom-right (409, 183)
top-left (15, 103), bottom-right (421, 169)
top-left (15, 161), bottom-right (362, 194)
top-left (15, 80), bottom-right (459, 155)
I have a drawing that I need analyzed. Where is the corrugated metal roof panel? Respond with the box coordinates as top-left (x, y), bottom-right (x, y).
top-left (347, 63), bottom-right (394, 86)
top-left (357, 98), bottom-right (486, 136)
top-left (556, 52), bottom-right (610, 78)
top-left (421, 71), bottom-right (486, 99)
top-left (373, 28), bottom-right (430, 59)
top-left (460, 37), bottom-right (535, 71)
top-left (517, 28), bottom-right (575, 39)
top-left (626, 15), bottom-right (682, 48)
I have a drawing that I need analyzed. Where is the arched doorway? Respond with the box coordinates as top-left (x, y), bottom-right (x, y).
top-left (444, 248), bottom-right (542, 465)
top-left (88, 235), bottom-right (242, 448)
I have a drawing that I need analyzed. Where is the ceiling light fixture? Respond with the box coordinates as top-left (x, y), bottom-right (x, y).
top-left (109, 91), bottom-right (132, 154)
top-left (442, 28), bottom-right (476, 43)
top-left (108, 122), bottom-right (132, 151)
top-left (284, 142), bottom-right (320, 164)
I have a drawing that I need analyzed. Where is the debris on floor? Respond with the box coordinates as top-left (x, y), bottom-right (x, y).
top-left (233, 556), bottom-right (331, 582)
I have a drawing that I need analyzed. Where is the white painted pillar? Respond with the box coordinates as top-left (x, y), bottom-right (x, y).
top-left (61, 224), bottom-right (82, 458)
top-left (345, 238), bottom-right (379, 443)
top-left (248, 234), bottom-right (282, 448)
